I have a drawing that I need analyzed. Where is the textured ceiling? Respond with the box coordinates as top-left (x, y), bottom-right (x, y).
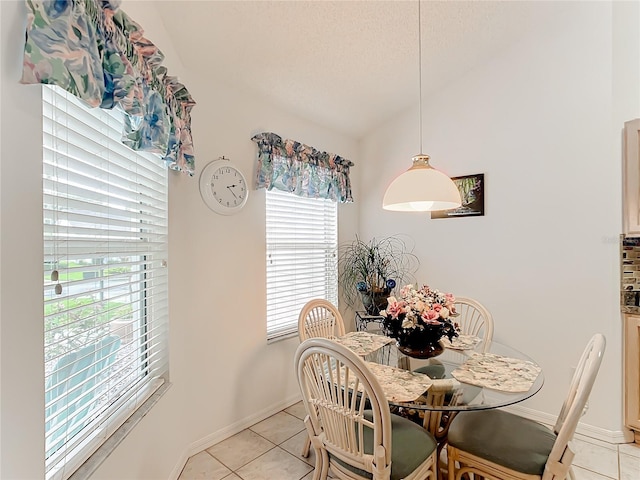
top-left (154, 1), bottom-right (574, 139)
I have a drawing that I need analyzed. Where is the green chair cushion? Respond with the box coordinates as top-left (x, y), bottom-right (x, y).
top-left (448, 409), bottom-right (556, 475)
top-left (332, 410), bottom-right (437, 480)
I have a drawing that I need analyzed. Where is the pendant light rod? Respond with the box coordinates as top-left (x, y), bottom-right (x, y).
top-left (382, 0), bottom-right (462, 212)
top-left (418, 0), bottom-right (423, 154)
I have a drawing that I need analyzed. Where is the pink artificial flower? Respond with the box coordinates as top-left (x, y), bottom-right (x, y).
top-left (432, 304), bottom-right (443, 313)
top-left (422, 309), bottom-right (440, 322)
top-left (385, 297), bottom-right (405, 318)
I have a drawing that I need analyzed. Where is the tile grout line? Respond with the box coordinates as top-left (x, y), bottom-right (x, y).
top-left (212, 412), bottom-right (311, 479)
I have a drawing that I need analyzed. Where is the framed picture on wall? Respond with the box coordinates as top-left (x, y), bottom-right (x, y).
top-left (431, 173), bottom-right (485, 219)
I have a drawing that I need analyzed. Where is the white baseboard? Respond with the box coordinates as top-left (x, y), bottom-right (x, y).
top-left (168, 393), bottom-right (303, 480)
top-left (505, 403), bottom-right (634, 444)
top-left (168, 451), bottom-right (190, 480)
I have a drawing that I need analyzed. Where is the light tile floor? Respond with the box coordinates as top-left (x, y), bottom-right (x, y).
top-left (178, 401), bottom-right (640, 480)
top-left (178, 402), bottom-right (328, 480)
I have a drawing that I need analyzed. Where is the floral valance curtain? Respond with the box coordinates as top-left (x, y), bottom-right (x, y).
top-left (21, 0), bottom-right (196, 175)
top-left (252, 132), bottom-right (354, 203)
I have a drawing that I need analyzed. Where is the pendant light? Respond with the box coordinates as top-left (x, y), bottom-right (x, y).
top-left (382, 1), bottom-right (461, 212)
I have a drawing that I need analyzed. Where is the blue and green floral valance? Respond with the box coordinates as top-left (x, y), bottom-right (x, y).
top-left (251, 132), bottom-right (354, 203)
top-left (21, 0), bottom-right (196, 175)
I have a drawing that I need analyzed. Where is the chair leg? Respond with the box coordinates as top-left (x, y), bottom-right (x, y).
top-left (431, 449), bottom-right (440, 480)
top-left (317, 448), bottom-right (330, 480)
top-left (447, 445), bottom-right (456, 480)
top-left (301, 434), bottom-right (311, 457)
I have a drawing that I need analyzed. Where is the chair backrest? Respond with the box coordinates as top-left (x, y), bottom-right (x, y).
top-left (544, 334), bottom-right (606, 480)
top-left (298, 299), bottom-right (346, 341)
top-left (295, 337), bottom-right (393, 478)
top-left (453, 297), bottom-right (494, 344)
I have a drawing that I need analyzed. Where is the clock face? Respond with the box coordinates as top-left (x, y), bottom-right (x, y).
top-left (199, 159), bottom-right (249, 215)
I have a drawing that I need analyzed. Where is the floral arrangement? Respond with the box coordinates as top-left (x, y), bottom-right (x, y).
top-left (380, 284), bottom-right (459, 343)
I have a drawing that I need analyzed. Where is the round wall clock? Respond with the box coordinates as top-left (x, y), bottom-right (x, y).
top-left (199, 156), bottom-right (249, 215)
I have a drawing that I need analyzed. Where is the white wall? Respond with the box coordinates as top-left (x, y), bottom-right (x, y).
top-left (360, 1), bottom-right (640, 442)
top-left (0, 1), bottom-right (359, 478)
top-left (1, 2), bottom-right (47, 479)
top-left (2, 0), bottom-right (638, 478)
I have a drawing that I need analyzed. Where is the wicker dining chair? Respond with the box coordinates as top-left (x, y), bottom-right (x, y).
top-left (298, 299), bottom-right (347, 457)
top-left (298, 299), bottom-right (346, 341)
top-left (413, 296), bottom-right (493, 380)
top-left (412, 296), bottom-right (494, 433)
top-left (447, 333), bottom-right (606, 480)
top-left (295, 337), bottom-right (439, 480)
top-left (450, 296), bottom-right (494, 345)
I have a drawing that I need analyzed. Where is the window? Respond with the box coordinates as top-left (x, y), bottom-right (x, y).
top-left (43, 86), bottom-right (169, 479)
top-left (265, 189), bottom-right (338, 340)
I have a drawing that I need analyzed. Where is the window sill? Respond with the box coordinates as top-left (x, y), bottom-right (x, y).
top-left (267, 331), bottom-right (299, 344)
top-left (67, 382), bottom-right (173, 480)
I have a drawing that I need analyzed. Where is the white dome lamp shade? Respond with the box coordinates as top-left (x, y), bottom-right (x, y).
top-left (383, 1), bottom-right (461, 213)
top-left (383, 154), bottom-right (461, 212)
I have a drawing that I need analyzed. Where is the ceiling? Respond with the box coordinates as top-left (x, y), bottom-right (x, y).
top-left (154, 1), bottom-right (574, 139)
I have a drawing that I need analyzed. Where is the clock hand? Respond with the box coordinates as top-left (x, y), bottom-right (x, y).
top-left (226, 185), bottom-right (238, 199)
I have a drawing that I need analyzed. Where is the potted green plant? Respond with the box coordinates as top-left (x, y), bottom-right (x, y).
top-left (338, 235), bottom-right (419, 315)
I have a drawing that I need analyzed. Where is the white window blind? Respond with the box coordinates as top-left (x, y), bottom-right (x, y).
top-left (266, 189), bottom-right (338, 340)
top-left (43, 85), bottom-right (169, 479)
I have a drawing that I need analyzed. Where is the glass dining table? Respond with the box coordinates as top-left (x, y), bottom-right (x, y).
top-left (333, 331), bottom-right (544, 441)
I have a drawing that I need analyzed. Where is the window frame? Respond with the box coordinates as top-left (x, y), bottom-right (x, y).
top-left (42, 85), bottom-right (170, 480)
top-left (265, 189), bottom-right (338, 341)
